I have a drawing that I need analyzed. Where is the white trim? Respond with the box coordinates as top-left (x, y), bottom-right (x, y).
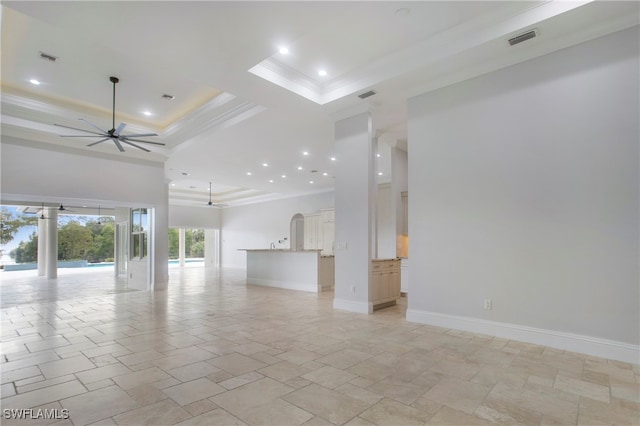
top-left (247, 278), bottom-right (317, 293)
top-left (406, 309), bottom-right (640, 365)
top-left (333, 298), bottom-right (373, 314)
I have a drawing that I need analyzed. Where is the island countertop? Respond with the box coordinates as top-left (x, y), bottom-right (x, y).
top-left (241, 249), bottom-right (334, 292)
top-left (238, 249), bottom-right (322, 252)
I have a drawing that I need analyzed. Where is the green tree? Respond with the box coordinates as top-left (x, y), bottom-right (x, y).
top-left (1, 208), bottom-right (37, 260)
top-left (10, 232), bottom-right (38, 263)
top-left (168, 228), bottom-right (179, 259)
top-left (185, 229), bottom-right (204, 258)
top-left (58, 221), bottom-right (92, 260)
top-left (189, 240), bottom-right (205, 257)
top-left (85, 221), bottom-right (114, 263)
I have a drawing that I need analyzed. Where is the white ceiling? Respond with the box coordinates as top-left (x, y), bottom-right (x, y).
top-left (2, 1), bottom-right (638, 208)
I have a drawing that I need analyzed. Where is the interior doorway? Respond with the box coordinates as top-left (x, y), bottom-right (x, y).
top-left (290, 213), bottom-right (304, 251)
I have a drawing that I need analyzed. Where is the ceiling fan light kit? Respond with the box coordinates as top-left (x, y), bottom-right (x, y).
top-left (55, 76), bottom-right (165, 153)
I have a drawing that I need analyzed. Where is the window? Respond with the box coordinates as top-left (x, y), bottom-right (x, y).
top-left (131, 208), bottom-right (147, 259)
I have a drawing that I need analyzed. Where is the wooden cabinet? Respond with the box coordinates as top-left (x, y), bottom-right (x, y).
top-left (372, 259), bottom-right (401, 310)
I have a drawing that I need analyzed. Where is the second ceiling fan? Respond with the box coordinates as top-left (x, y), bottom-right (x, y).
top-left (55, 76), bottom-right (165, 153)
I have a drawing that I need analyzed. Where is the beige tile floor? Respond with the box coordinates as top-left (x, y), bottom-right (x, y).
top-left (1, 266), bottom-right (638, 425)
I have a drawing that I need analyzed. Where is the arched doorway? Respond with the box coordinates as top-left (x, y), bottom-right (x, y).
top-left (289, 213), bottom-right (304, 250)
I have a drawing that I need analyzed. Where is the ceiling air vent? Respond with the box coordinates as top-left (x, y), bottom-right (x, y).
top-left (508, 29), bottom-right (537, 46)
top-left (358, 90), bottom-right (377, 99)
top-left (162, 94), bottom-right (175, 100)
top-left (39, 51), bottom-right (58, 62)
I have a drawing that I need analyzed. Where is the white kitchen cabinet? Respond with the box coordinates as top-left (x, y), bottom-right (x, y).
top-left (320, 208), bottom-right (335, 255)
top-left (372, 259), bottom-right (401, 310)
top-left (303, 213), bottom-right (322, 250)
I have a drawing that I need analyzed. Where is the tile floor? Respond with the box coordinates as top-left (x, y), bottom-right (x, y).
top-left (1, 266), bottom-right (638, 425)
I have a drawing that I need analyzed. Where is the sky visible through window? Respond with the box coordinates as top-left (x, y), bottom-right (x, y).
top-left (0, 206), bottom-right (105, 264)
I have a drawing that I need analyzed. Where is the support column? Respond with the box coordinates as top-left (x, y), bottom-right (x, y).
top-left (37, 216), bottom-right (47, 276)
top-left (179, 228), bottom-right (186, 267)
top-left (333, 112), bottom-right (376, 314)
top-left (204, 229), bottom-right (217, 268)
top-left (45, 207), bottom-right (58, 279)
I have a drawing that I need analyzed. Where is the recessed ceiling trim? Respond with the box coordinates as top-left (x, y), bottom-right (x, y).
top-left (247, 1), bottom-right (592, 106)
top-left (249, 59), bottom-right (324, 104)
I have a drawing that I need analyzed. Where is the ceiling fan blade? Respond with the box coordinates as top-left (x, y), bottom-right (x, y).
top-left (112, 138), bottom-right (125, 152)
top-left (54, 123), bottom-right (106, 136)
top-left (87, 137), bottom-right (111, 147)
top-left (79, 118), bottom-right (109, 134)
top-left (60, 135), bottom-right (109, 138)
top-left (121, 140), bottom-right (150, 152)
top-left (121, 133), bottom-right (158, 138)
top-left (121, 137), bottom-right (165, 146)
top-left (114, 122), bottom-right (127, 136)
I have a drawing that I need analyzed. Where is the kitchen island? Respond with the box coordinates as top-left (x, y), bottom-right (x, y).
top-left (239, 249), bottom-right (334, 293)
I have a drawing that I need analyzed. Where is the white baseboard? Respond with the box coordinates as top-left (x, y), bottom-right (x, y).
top-left (333, 298), bottom-right (373, 314)
top-left (247, 278), bottom-right (318, 293)
top-left (406, 309), bottom-right (639, 365)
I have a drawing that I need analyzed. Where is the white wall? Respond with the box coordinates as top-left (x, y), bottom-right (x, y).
top-left (333, 112), bottom-right (376, 314)
top-left (392, 147), bottom-right (408, 257)
top-left (169, 204), bottom-right (221, 229)
top-left (376, 183), bottom-right (395, 259)
top-left (1, 140), bottom-right (169, 289)
top-left (407, 27), bottom-right (639, 362)
top-left (221, 191), bottom-right (334, 268)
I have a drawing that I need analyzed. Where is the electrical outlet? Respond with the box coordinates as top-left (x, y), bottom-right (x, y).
top-left (484, 299), bottom-right (492, 310)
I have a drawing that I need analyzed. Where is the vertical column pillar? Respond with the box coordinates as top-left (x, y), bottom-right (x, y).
top-left (45, 207), bottom-right (58, 279)
top-left (333, 112), bottom-right (376, 314)
top-left (179, 228), bottom-right (186, 267)
top-left (37, 216), bottom-right (47, 276)
top-left (204, 229), bottom-right (217, 268)
top-left (152, 181), bottom-right (170, 290)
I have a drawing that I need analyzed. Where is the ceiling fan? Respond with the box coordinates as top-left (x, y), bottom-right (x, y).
top-left (54, 76), bottom-right (165, 153)
top-left (38, 202), bottom-right (56, 220)
top-left (58, 203), bottom-right (76, 212)
top-left (207, 182), bottom-right (228, 208)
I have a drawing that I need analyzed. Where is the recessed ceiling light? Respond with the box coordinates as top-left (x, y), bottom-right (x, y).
top-left (171, 183), bottom-right (176, 187)
top-left (246, 172), bottom-right (252, 176)
top-left (302, 151), bottom-right (309, 156)
top-left (269, 179), bottom-right (274, 183)
top-left (143, 111), bottom-right (152, 116)
top-left (378, 172), bottom-right (383, 176)
top-left (262, 163), bottom-right (269, 167)
top-left (309, 180), bottom-right (314, 184)
top-left (297, 166), bottom-right (303, 170)
top-left (281, 174), bottom-right (287, 178)
top-left (376, 153), bottom-right (381, 158)
top-left (279, 47), bottom-right (289, 54)
top-left (29, 79), bottom-right (41, 85)
top-left (323, 172), bottom-right (328, 176)
top-left (330, 157), bottom-right (336, 161)
top-left (318, 70), bottom-right (327, 77)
